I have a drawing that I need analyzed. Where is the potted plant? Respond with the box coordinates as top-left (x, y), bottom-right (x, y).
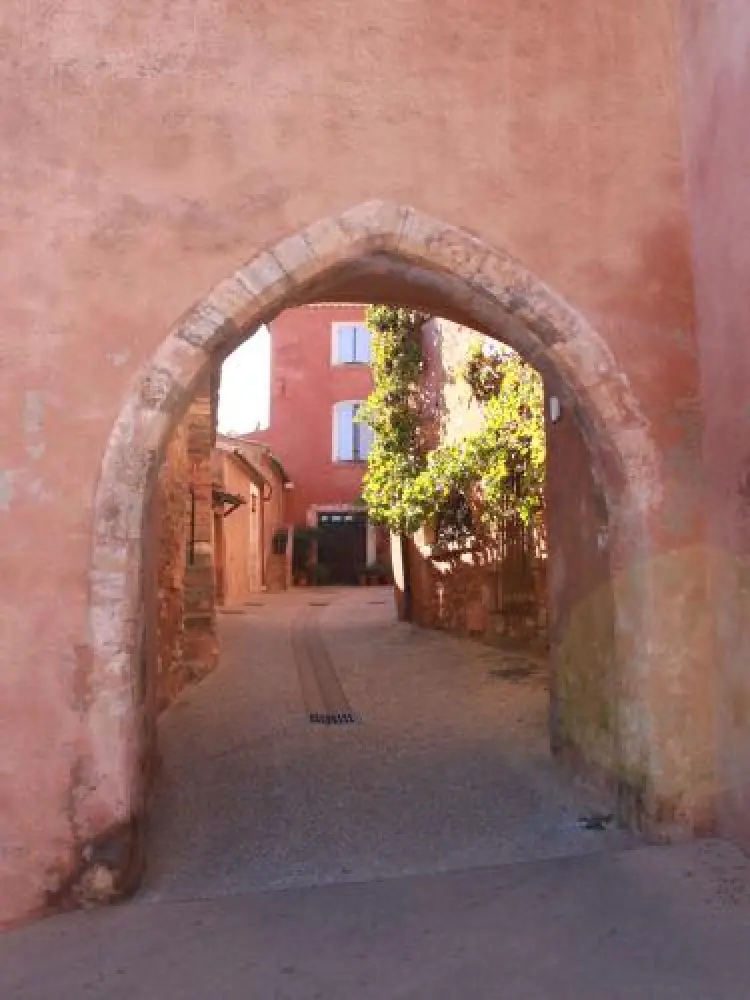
top-left (366, 561), bottom-right (390, 585)
top-left (292, 526), bottom-right (321, 587)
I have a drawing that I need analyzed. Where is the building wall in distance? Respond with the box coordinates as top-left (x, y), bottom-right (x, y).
top-left (245, 305), bottom-right (374, 525)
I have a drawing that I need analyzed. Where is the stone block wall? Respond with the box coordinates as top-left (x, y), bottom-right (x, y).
top-left (150, 369), bottom-right (219, 712)
top-left (181, 371), bottom-right (220, 690)
top-left (152, 421), bottom-right (189, 712)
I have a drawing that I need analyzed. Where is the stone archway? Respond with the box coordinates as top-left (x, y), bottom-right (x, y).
top-left (85, 200), bottom-right (665, 896)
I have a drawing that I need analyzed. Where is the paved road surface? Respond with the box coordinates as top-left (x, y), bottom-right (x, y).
top-left (2, 588), bottom-right (749, 998)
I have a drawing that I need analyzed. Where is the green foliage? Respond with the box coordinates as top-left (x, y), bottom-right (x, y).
top-left (460, 343), bottom-right (546, 525)
top-left (359, 308), bottom-right (545, 534)
top-left (358, 306), bottom-right (427, 531)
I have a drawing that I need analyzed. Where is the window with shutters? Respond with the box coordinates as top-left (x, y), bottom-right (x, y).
top-left (331, 322), bottom-right (371, 365)
top-left (332, 401), bottom-right (374, 462)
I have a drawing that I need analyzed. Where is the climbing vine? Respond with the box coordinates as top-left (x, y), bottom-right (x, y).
top-left (359, 308), bottom-right (545, 535)
top-left (459, 343), bottom-right (545, 525)
top-left (357, 306), bottom-right (427, 531)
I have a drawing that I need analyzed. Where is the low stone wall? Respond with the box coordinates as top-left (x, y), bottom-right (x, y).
top-left (406, 536), bottom-right (547, 646)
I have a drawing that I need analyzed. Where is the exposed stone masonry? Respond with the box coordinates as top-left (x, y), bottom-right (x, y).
top-left (152, 368), bottom-right (220, 712)
top-left (181, 368), bottom-right (220, 688)
top-left (153, 421), bottom-right (189, 711)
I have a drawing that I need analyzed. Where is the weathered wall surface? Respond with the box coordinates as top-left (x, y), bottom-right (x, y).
top-left (421, 318), bottom-right (486, 447)
top-left (408, 539), bottom-right (494, 637)
top-left (151, 421), bottom-right (189, 712)
top-left (0, 0), bottom-right (714, 926)
top-left (546, 401), bottom-right (617, 782)
top-left (148, 383), bottom-right (220, 714)
top-left (180, 377), bottom-right (219, 688)
top-left (679, 1), bottom-right (750, 840)
top-left (248, 305), bottom-right (373, 525)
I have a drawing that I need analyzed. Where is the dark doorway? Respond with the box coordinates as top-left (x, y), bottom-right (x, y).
top-left (317, 511), bottom-right (367, 585)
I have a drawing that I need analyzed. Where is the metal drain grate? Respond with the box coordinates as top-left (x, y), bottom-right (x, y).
top-left (309, 712), bottom-right (360, 726)
top-left (292, 606), bottom-right (361, 727)
top-left (577, 812), bottom-right (615, 831)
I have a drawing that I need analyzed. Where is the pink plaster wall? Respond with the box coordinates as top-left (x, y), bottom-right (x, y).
top-left (679, 1), bottom-right (750, 840)
top-left (0, 0), bottom-right (711, 926)
top-left (247, 305), bottom-right (373, 524)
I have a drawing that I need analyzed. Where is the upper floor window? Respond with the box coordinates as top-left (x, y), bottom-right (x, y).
top-left (333, 401), bottom-right (374, 462)
top-left (332, 322), bottom-right (371, 365)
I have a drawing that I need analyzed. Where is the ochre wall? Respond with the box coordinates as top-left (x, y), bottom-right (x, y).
top-left (420, 319), bottom-right (487, 447)
top-left (151, 421), bottom-right (189, 712)
top-left (149, 387), bottom-right (220, 712)
top-left (238, 440), bottom-right (290, 587)
top-left (217, 453), bottom-right (262, 605)
top-left (0, 1), bottom-right (715, 926)
top-left (679, 1), bottom-right (750, 842)
top-left (180, 379), bottom-right (219, 688)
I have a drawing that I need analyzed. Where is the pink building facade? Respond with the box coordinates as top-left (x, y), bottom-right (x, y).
top-left (245, 305), bottom-right (382, 583)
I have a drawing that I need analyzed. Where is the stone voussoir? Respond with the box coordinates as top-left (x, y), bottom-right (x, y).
top-left (336, 199), bottom-right (408, 253)
top-left (399, 210), bottom-right (489, 282)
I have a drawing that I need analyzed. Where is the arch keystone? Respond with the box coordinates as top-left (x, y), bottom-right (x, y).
top-left (337, 200), bottom-right (408, 251)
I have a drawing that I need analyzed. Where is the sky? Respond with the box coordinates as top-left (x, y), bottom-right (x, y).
top-left (217, 326), bottom-right (271, 434)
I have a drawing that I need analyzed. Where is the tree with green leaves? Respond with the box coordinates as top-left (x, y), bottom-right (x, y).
top-left (359, 308), bottom-right (545, 534)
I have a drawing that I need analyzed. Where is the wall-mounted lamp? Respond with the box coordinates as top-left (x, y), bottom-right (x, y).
top-left (549, 396), bottom-right (562, 424)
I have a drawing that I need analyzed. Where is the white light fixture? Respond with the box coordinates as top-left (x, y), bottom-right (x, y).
top-left (549, 396), bottom-right (562, 423)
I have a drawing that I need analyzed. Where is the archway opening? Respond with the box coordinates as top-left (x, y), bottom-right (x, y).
top-left (84, 203), bottom-right (659, 904)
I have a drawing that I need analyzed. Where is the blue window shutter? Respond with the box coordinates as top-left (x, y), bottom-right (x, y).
top-left (355, 325), bottom-right (371, 363)
top-left (334, 326), bottom-right (343, 363)
top-left (335, 403), bottom-right (354, 460)
top-left (360, 419), bottom-right (374, 459)
top-left (341, 325), bottom-right (357, 363)
top-left (352, 403), bottom-right (373, 460)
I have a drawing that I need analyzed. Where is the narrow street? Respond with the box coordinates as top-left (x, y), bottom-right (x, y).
top-left (3, 588), bottom-right (750, 998)
top-left (143, 587), bottom-right (628, 902)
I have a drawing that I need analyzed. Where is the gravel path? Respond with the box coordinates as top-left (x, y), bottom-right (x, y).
top-left (142, 587), bottom-right (630, 902)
